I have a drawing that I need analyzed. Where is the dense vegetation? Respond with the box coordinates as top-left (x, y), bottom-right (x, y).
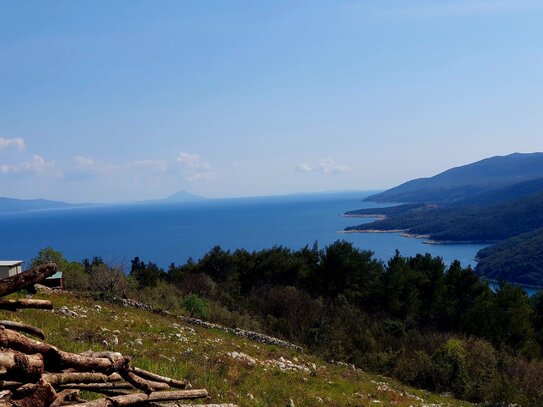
top-left (476, 228), bottom-right (543, 286)
top-left (346, 154), bottom-right (543, 286)
top-left (345, 190), bottom-right (543, 242)
top-left (33, 244), bottom-right (543, 406)
top-left (365, 152), bottom-right (543, 203)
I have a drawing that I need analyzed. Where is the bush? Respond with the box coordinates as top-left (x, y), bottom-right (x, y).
top-left (136, 281), bottom-right (183, 311)
top-left (183, 293), bottom-right (207, 319)
top-left (393, 350), bottom-right (433, 388)
top-left (432, 338), bottom-right (468, 396)
top-left (88, 263), bottom-right (128, 298)
top-left (63, 262), bottom-right (90, 291)
top-left (463, 338), bottom-right (499, 401)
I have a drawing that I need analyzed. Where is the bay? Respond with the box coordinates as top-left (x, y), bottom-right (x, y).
top-left (0, 191), bottom-right (488, 269)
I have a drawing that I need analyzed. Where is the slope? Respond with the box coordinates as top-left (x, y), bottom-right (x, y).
top-left (1, 289), bottom-right (471, 407)
top-left (346, 190), bottom-right (543, 242)
top-left (476, 228), bottom-right (543, 286)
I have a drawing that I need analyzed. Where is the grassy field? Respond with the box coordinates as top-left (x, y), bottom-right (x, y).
top-left (1, 290), bottom-right (473, 407)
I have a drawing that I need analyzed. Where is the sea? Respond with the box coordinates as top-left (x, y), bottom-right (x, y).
top-left (0, 191), bottom-right (488, 270)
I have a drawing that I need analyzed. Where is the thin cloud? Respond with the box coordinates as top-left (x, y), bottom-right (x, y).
top-left (0, 137), bottom-right (25, 151)
top-left (132, 159), bottom-right (169, 173)
top-left (176, 152), bottom-right (212, 182)
top-left (0, 155), bottom-right (62, 178)
top-left (296, 158), bottom-right (349, 175)
top-left (73, 155), bottom-right (95, 170)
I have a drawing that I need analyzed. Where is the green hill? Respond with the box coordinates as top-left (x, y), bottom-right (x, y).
top-left (346, 190), bottom-right (543, 242)
top-left (476, 228), bottom-right (543, 286)
top-left (1, 289), bottom-right (470, 407)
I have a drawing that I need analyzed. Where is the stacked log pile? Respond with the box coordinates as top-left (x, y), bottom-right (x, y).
top-left (0, 263), bottom-right (234, 407)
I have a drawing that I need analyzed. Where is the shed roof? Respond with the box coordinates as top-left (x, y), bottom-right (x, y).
top-left (0, 261), bottom-right (23, 267)
top-left (47, 272), bottom-right (63, 279)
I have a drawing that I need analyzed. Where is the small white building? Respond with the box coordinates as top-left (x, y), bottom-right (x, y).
top-left (0, 261), bottom-right (23, 279)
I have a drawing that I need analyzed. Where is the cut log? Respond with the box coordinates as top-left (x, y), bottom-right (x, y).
top-left (11, 378), bottom-right (57, 407)
top-left (79, 351), bottom-right (124, 362)
top-left (0, 299), bottom-right (53, 311)
top-left (0, 263), bottom-right (57, 297)
top-left (0, 326), bottom-right (54, 354)
top-left (0, 321), bottom-right (45, 339)
top-left (120, 370), bottom-right (169, 393)
top-left (73, 390), bottom-right (209, 407)
top-left (0, 350), bottom-right (43, 381)
top-left (43, 372), bottom-right (123, 386)
top-left (148, 389), bottom-right (209, 402)
top-left (132, 367), bottom-right (188, 389)
top-left (0, 381), bottom-right (23, 390)
top-left (47, 350), bottom-right (130, 374)
top-left (49, 389), bottom-right (81, 407)
top-left (58, 382), bottom-right (132, 390)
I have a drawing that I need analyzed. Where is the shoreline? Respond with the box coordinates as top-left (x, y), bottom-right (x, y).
top-left (342, 228), bottom-right (496, 246)
top-left (340, 213), bottom-right (388, 220)
top-left (340, 228), bottom-right (406, 234)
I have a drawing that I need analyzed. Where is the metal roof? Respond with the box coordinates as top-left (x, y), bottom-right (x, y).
top-left (0, 260), bottom-right (23, 267)
top-left (47, 272), bottom-right (63, 279)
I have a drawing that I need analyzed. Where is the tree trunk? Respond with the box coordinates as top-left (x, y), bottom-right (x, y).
top-left (0, 300), bottom-right (53, 311)
top-left (132, 368), bottom-right (188, 389)
top-left (0, 350), bottom-right (43, 381)
top-left (0, 321), bottom-right (45, 339)
top-left (0, 263), bottom-right (57, 297)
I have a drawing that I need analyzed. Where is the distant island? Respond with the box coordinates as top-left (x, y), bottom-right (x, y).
top-left (0, 197), bottom-right (74, 213)
top-left (0, 190), bottom-right (207, 213)
top-left (344, 152), bottom-right (543, 286)
top-left (143, 190), bottom-right (207, 204)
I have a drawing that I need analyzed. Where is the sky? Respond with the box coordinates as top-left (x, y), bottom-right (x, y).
top-left (1, 0), bottom-right (542, 202)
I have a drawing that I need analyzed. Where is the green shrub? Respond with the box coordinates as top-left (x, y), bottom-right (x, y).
top-left (63, 262), bottom-right (90, 291)
top-left (183, 293), bottom-right (208, 319)
top-left (432, 338), bottom-right (468, 397)
top-left (393, 350), bottom-right (433, 388)
top-left (463, 338), bottom-right (499, 401)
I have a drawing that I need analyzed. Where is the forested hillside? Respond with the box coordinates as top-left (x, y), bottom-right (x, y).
top-left (346, 153), bottom-right (543, 286)
top-left (34, 244), bottom-right (543, 406)
top-left (346, 191), bottom-right (543, 242)
top-left (476, 228), bottom-right (543, 286)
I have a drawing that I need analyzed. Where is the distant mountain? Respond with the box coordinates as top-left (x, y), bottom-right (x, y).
top-left (345, 152), bottom-right (543, 286)
top-left (365, 152), bottom-right (543, 203)
top-left (144, 190), bottom-right (207, 204)
top-left (164, 190), bottom-right (206, 202)
top-left (0, 197), bottom-right (73, 213)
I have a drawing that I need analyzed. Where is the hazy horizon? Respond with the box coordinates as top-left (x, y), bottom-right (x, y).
top-left (2, 1), bottom-right (543, 202)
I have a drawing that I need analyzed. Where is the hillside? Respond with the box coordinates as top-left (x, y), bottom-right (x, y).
top-left (364, 152), bottom-right (543, 203)
top-left (346, 190), bottom-right (543, 242)
top-left (476, 228), bottom-right (543, 286)
top-left (1, 289), bottom-right (470, 407)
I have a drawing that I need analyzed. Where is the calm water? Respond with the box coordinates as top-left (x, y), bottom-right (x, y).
top-left (0, 191), bottom-right (488, 269)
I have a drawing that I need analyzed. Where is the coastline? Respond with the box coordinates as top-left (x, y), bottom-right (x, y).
top-left (341, 213), bottom-right (388, 220)
top-left (342, 228), bottom-right (497, 246)
top-left (340, 228), bottom-right (406, 234)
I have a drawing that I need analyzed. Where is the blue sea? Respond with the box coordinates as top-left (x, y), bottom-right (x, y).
top-left (0, 191), bottom-right (488, 269)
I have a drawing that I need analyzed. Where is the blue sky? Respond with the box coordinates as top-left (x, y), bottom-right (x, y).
top-left (1, 0), bottom-right (542, 202)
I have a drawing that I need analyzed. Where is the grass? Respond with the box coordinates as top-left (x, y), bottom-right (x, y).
top-left (1, 290), bottom-right (473, 407)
